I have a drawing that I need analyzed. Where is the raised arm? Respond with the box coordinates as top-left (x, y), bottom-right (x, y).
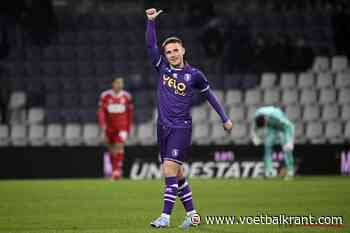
top-left (145, 8), bottom-right (164, 68)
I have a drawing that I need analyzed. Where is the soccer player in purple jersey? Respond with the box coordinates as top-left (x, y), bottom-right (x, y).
top-left (146, 8), bottom-right (233, 228)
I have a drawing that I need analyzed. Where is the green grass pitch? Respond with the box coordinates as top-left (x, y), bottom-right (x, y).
top-left (0, 176), bottom-right (349, 233)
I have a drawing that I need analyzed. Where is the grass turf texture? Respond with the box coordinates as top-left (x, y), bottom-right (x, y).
top-left (0, 176), bottom-right (349, 233)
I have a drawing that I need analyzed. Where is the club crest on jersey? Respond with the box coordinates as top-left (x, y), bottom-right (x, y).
top-left (162, 75), bottom-right (186, 96)
top-left (184, 73), bottom-right (191, 82)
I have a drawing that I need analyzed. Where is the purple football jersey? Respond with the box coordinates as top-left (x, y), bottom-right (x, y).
top-left (146, 20), bottom-right (209, 128)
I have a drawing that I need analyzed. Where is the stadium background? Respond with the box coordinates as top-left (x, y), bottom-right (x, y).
top-left (0, 1), bottom-right (350, 233)
top-left (0, 0), bottom-right (349, 178)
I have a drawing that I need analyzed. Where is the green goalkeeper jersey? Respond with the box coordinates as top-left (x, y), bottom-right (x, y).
top-left (254, 106), bottom-right (295, 144)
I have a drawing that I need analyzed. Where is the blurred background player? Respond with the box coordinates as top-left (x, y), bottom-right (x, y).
top-left (146, 8), bottom-right (233, 228)
top-left (98, 78), bottom-right (133, 180)
top-left (251, 106), bottom-right (295, 179)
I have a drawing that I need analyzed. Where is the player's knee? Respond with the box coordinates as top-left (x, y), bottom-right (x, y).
top-left (164, 169), bottom-right (176, 177)
top-left (109, 143), bottom-right (124, 154)
top-left (163, 160), bottom-right (180, 177)
top-left (176, 174), bottom-right (185, 180)
top-left (115, 143), bottom-right (124, 153)
top-left (176, 166), bottom-right (185, 179)
top-left (108, 146), bottom-right (117, 154)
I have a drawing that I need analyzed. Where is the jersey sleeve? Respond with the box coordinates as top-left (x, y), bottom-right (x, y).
top-left (204, 90), bottom-right (229, 123)
top-left (193, 70), bottom-right (228, 123)
top-left (193, 69), bottom-right (210, 92)
top-left (282, 119), bottom-right (295, 144)
top-left (273, 109), bottom-right (295, 142)
top-left (270, 114), bottom-right (295, 145)
top-left (250, 119), bottom-right (262, 145)
top-left (126, 95), bottom-right (134, 133)
top-left (146, 20), bottom-right (167, 72)
top-left (97, 94), bottom-right (108, 130)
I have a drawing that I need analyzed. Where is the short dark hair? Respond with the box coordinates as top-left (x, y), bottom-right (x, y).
top-left (255, 115), bottom-right (266, 128)
top-left (161, 36), bottom-right (183, 53)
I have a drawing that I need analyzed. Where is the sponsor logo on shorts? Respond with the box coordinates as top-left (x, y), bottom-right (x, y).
top-left (172, 149), bottom-right (179, 157)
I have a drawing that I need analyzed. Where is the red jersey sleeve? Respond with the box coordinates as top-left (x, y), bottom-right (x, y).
top-left (126, 95), bottom-right (134, 133)
top-left (97, 93), bottom-right (108, 130)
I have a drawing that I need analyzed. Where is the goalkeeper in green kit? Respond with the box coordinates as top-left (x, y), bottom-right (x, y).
top-left (251, 106), bottom-right (295, 179)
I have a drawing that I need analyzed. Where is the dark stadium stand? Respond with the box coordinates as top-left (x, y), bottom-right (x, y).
top-left (0, 0), bottom-right (349, 146)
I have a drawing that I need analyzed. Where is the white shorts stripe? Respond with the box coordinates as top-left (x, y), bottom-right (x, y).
top-left (163, 158), bottom-right (183, 165)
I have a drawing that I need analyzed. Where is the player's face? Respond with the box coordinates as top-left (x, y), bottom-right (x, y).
top-left (164, 42), bottom-right (185, 68)
top-left (112, 79), bottom-right (123, 93)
